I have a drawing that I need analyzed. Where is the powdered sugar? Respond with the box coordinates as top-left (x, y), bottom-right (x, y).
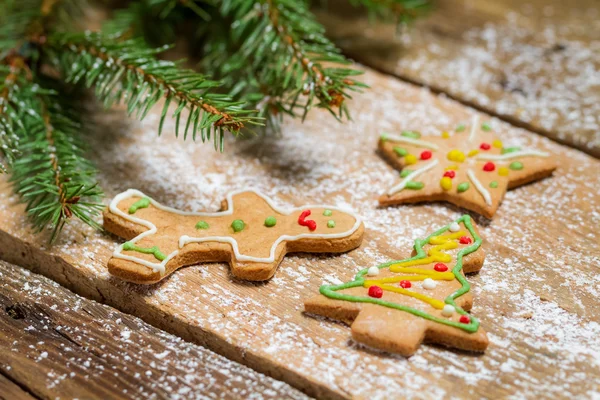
top-left (0, 66), bottom-right (598, 398)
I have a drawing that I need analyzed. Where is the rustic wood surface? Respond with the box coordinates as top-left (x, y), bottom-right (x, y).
top-left (316, 0), bottom-right (600, 157)
top-left (0, 68), bottom-right (599, 399)
top-left (0, 261), bottom-right (309, 400)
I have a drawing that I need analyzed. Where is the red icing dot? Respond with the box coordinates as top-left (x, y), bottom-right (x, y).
top-left (459, 236), bottom-right (472, 245)
top-left (443, 170), bottom-right (456, 179)
top-left (434, 263), bottom-right (448, 272)
top-left (479, 143), bottom-right (491, 150)
top-left (399, 280), bottom-right (412, 289)
top-left (459, 315), bottom-right (470, 324)
top-left (420, 150), bottom-right (432, 160)
top-left (483, 162), bottom-right (495, 172)
top-left (368, 286), bottom-right (384, 298)
top-left (298, 210), bottom-right (317, 231)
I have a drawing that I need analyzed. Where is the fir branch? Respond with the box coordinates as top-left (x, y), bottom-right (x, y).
top-left (217, 0), bottom-right (367, 128)
top-left (45, 32), bottom-right (262, 150)
top-left (9, 84), bottom-right (103, 242)
top-left (348, 0), bottom-right (432, 24)
top-left (0, 62), bottom-right (30, 171)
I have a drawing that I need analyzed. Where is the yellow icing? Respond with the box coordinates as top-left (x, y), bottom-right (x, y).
top-left (442, 131), bottom-right (450, 138)
top-left (440, 177), bottom-right (452, 190)
top-left (362, 231), bottom-right (469, 310)
top-left (498, 167), bottom-right (509, 176)
top-left (493, 140), bottom-right (503, 148)
top-left (405, 154), bottom-right (418, 165)
top-left (391, 231), bottom-right (466, 267)
top-left (468, 149), bottom-right (479, 157)
top-left (447, 149), bottom-right (466, 163)
top-left (445, 165), bottom-right (459, 171)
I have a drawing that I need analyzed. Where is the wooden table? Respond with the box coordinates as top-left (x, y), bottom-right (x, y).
top-left (1, 1), bottom-right (599, 399)
top-left (317, 0), bottom-right (600, 157)
top-left (0, 261), bottom-right (307, 399)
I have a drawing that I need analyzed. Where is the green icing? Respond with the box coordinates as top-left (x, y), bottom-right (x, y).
top-left (455, 124), bottom-right (466, 132)
top-left (323, 209), bottom-right (332, 216)
top-left (481, 122), bottom-right (492, 131)
top-left (509, 161), bottom-right (524, 170)
top-left (457, 182), bottom-right (470, 193)
top-left (327, 220), bottom-right (336, 228)
top-left (401, 130), bottom-right (421, 139)
top-left (400, 169), bottom-right (412, 178)
top-left (501, 146), bottom-right (521, 154)
top-left (231, 219), bottom-right (245, 232)
top-left (393, 147), bottom-right (408, 157)
top-left (380, 133), bottom-right (389, 141)
top-left (264, 216), bottom-right (277, 227)
top-left (128, 197), bottom-right (150, 214)
top-left (489, 181), bottom-right (499, 188)
top-left (122, 242), bottom-right (166, 261)
top-left (405, 181), bottom-right (424, 190)
top-left (195, 221), bottom-right (210, 230)
top-left (319, 215), bottom-right (482, 333)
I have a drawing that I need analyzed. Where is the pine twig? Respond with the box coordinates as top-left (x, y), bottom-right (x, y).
top-left (215, 0), bottom-right (367, 129)
top-left (9, 83), bottom-right (103, 242)
top-left (45, 32), bottom-right (262, 150)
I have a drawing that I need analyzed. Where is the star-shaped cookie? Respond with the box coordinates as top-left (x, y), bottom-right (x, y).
top-left (378, 116), bottom-right (557, 218)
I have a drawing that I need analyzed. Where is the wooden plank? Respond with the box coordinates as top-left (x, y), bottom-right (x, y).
top-left (0, 68), bottom-right (599, 398)
top-left (0, 374), bottom-right (37, 400)
top-left (0, 261), bottom-right (309, 400)
top-left (316, 0), bottom-right (600, 157)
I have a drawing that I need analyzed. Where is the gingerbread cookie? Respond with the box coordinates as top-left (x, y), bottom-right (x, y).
top-left (305, 215), bottom-right (488, 356)
top-left (378, 116), bottom-right (557, 218)
top-left (103, 189), bottom-right (364, 284)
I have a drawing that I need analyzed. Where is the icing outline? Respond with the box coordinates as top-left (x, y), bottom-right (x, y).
top-left (110, 189), bottom-right (362, 275)
top-left (319, 215), bottom-right (482, 333)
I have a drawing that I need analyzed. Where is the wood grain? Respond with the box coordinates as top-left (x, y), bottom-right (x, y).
top-left (316, 0), bottom-right (600, 157)
top-left (0, 68), bottom-right (598, 399)
top-left (0, 261), bottom-right (309, 400)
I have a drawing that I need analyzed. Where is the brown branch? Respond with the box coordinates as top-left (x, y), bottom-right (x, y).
top-left (40, 102), bottom-right (71, 218)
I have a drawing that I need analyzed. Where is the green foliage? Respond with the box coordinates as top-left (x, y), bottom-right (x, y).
top-left (348, 0), bottom-right (432, 24)
top-left (208, 0), bottom-right (368, 129)
top-left (0, 0), bottom-right (429, 242)
top-left (7, 79), bottom-right (103, 242)
top-left (46, 32), bottom-right (261, 149)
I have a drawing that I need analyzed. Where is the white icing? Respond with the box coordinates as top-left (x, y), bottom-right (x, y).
top-left (442, 304), bottom-right (455, 317)
top-left (422, 278), bottom-right (437, 290)
top-left (468, 115), bottom-right (479, 142)
top-left (109, 189), bottom-right (362, 275)
top-left (448, 222), bottom-right (461, 232)
top-left (382, 134), bottom-right (439, 150)
top-left (387, 160), bottom-right (439, 195)
top-left (467, 169), bottom-right (492, 207)
top-left (474, 150), bottom-right (550, 161)
top-left (367, 266), bottom-right (380, 277)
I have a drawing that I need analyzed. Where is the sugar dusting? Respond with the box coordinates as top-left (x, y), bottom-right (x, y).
top-left (332, 1), bottom-right (600, 156)
top-left (0, 68), bottom-right (599, 398)
top-left (1, 263), bottom-right (308, 399)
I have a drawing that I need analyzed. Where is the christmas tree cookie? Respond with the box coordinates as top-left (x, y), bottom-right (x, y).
top-left (305, 215), bottom-right (488, 356)
top-left (104, 189), bottom-right (364, 284)
top-left (378, 116), bottom-right (557, 218)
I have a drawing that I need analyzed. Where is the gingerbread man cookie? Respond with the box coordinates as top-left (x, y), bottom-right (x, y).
top-left (305, 215), bottom-right (488, 356)
top-left (378, 116), bottom-right (557, 218)
top-left (104, 189), bottom-right (364, 284)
